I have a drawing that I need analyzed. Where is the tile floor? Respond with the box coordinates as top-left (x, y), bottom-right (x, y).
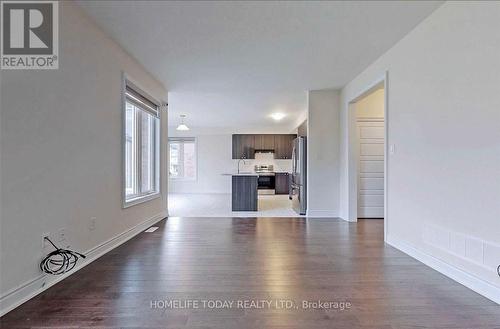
top-left (168, 193), bottom-right (303, 217)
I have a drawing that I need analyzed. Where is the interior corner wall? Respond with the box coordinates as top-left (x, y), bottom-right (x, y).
top-left (339, 1), bottom-right (500, 301)
top-left (0, 1), bottom-right (168, 314)
top-left (297, 120), bottom-right (307, 137)
top-left (307, 90), bottom-right (340, 217)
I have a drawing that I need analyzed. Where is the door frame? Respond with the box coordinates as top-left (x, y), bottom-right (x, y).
top-left (346, 72), bottom-right (388, 241)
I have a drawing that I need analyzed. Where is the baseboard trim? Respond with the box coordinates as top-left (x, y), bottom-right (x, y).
top-left (387, 235), bottom-right (500, 305)
top-left (0, 211), bottom-right (167, 317)
top-left (337, 216), bottom-right (358, 222)
top-left (306, 210), bottom-right (338, 217)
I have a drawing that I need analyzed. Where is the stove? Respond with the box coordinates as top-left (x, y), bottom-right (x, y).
top-left (254, 164), bottom-right (274, 175)
top-left (255, 165), bottom-right (275, 194)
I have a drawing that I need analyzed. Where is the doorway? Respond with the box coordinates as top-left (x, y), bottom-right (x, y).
top-left (347, 74), bottom-right (388, 239)
top-left (355, 86), bottom-right (385, 219)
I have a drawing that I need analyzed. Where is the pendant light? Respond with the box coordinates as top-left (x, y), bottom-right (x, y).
top-left (176, 114), bottom-right (190, 131)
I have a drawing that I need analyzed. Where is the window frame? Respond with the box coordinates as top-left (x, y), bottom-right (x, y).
top-left (122, 75), bottom-right (162, 208)
top-left (168, 137), bottom-right (198, 181)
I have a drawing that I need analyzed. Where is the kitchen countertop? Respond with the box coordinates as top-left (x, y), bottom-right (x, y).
top-left (222, 172), bottom-right (291, 176)
top-left (221, 172), bottom-right (259, 176)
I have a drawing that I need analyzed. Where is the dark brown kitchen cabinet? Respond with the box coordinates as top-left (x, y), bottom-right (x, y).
top-left (232, 133), bottom-right (296, 159)
top-left (275, 134), bottom-right (296, 159)
top-left (232, 134), bottom-right (255, 159)
top-left (232, 175), bottom-right (258, 211)
top-left (254, 134), bottom-right (275, 151)
top-left (275, 172), bottom-right (290, 195)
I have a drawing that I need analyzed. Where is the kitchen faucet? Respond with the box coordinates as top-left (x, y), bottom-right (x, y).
top-left (237, 159), bottom-right (247, 174)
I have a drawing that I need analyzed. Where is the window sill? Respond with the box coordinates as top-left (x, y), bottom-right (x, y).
top-left (123, 192), bottom-right (161, 208)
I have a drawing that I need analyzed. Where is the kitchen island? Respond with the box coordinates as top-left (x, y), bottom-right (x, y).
top-left (222, 173), bottom-right (258, 211)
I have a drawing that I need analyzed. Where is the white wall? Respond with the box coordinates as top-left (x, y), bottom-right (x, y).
top-left (0, 1), bottom-right (168, 314)
top-left (307, 90), bottom-right (340, 217)
top-left (169, 128), bottom-right (292, 194)
top-left (169, 132), bottom-right (232, 194)
top-left (339, 1), bottom-right (500, 301)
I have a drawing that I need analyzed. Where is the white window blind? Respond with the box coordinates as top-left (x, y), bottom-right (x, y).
top-left (124, 80), bottom-right (161, 206)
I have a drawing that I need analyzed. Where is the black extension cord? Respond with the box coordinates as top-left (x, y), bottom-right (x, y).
top-left (40, 237), bottom-right (86, 275)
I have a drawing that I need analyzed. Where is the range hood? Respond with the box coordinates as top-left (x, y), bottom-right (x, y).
top-left (255, 149), bottom-right (275, 154)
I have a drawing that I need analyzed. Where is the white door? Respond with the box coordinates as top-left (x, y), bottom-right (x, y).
top-left (357, 119), bottom-right (384, 218)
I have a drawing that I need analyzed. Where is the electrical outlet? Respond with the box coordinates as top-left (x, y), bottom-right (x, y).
top-left (58, 228), bottom-right (66, 242)
top-left (89, 217), bottom-right (96, 231)
top-left (389, 144), bottom-right (396, 155)
top-left (41, 232), bottom-right (51, 249)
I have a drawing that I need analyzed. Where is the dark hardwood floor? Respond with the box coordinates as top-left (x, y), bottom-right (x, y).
top-left (1, 218), bottom-right (499, 328)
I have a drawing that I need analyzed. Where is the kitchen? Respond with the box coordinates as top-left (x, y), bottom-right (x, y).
top-left (166, 90), bottom-right (309, 218)
top-left (168, 117), bottom-right (308, 217)
top-left (228, 133), bottom-right (307, 215)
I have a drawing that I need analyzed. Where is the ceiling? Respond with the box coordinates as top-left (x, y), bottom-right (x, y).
top-left (168, 91), bottom-right (307, 131)
top-left (77, 1), bottom-right (442, 130)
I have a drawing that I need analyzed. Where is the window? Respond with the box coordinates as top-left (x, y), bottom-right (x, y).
top-left (169, 138), bottom-right (196, 180)
top-left (124, 80), bottom-right (160, 206)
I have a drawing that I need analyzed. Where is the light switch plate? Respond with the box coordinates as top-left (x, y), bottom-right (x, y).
top-left (89, 217), bottom-right (97, 231)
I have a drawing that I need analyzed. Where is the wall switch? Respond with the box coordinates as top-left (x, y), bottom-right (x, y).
top-left (389, 144), bottom-right (396, 155)
top-left (89, 217), bottom-right (97, 231)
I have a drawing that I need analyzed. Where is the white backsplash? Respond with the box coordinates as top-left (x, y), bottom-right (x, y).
top-left (235, 152), bottom-right (292, 172)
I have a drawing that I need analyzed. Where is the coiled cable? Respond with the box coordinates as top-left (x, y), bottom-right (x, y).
top-left (40, 237), bottom-right (86, 275)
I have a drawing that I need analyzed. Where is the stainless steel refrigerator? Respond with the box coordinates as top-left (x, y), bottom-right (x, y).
top-left (290, 136), bottom-right (307, 215)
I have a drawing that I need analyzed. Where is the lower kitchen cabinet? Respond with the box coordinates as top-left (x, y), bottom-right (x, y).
top-left (232, 175), bottom-right (258, 211)
top-left (275, 172), bottom-right (290, 195)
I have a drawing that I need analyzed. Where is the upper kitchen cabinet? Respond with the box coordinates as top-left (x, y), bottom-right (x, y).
top-left (232, 134), bottom-right (296, 159)
top-left (254, 134), bottom-right (275, 151)
top-left (275, 134), bottom-right (297, 159)
top-left (232, 134), bottom-right (255, 159)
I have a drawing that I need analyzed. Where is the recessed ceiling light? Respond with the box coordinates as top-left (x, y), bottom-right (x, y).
top-left (270, 113), bottom-right (286, 121)
top-left (176, 114), bottom-right (190, 131)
